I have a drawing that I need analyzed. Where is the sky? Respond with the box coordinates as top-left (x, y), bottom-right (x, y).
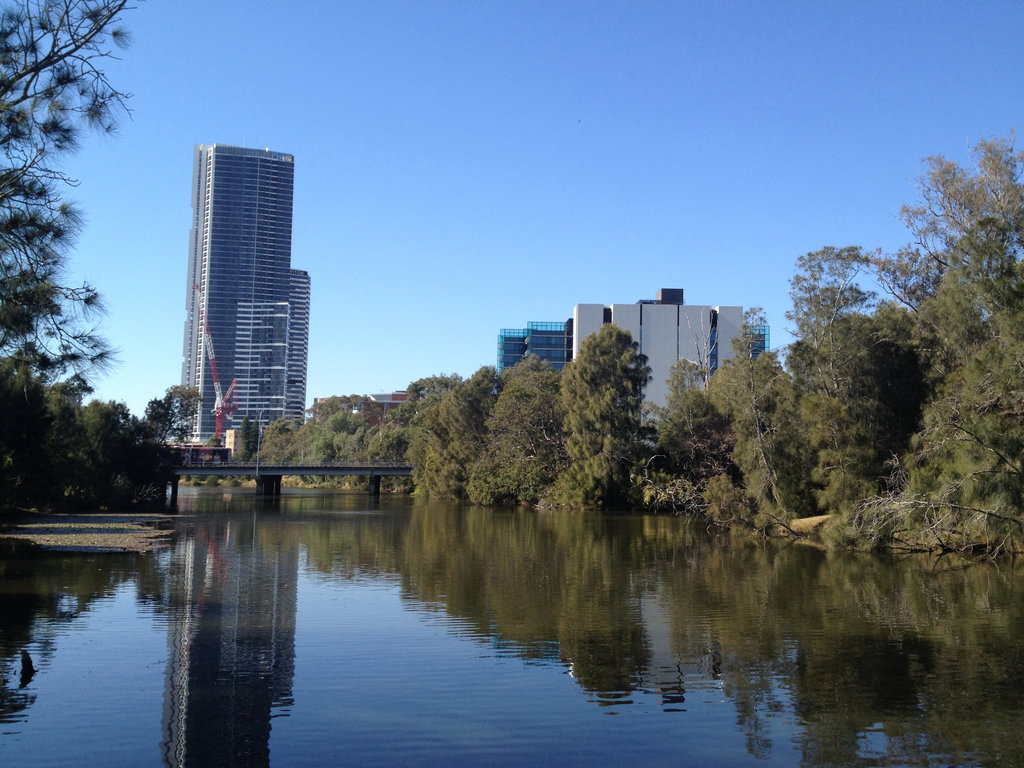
top-left (60, 0), bottom-right (1024, 416)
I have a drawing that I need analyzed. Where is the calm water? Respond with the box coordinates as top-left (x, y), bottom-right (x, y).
top-left (2, 489), bottom-right (1023, 767)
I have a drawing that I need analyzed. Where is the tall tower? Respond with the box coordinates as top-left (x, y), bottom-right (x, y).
top-left (182, 144), bottom-right (309, 442)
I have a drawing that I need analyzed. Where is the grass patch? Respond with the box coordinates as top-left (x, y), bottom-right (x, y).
top-left (788, 515), bottom-right (833, 536)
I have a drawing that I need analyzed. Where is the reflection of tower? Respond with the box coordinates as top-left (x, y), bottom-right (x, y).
top-left (638, 587), bottom-right (721, 712)
top-left (161, 518), bottom-right (298, 767)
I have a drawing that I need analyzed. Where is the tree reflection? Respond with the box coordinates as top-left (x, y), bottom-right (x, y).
top-left (5, 496), bottom-right (1024, 767)
top-left (0, 540), bottom-right (153, 725)
top-left (300, 500), bottom-right (1024, 765)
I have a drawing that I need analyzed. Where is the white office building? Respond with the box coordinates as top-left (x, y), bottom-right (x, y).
top-left (572, 289), bottom-right (750, 407)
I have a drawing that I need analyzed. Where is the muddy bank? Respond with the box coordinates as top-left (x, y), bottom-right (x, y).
top-left (0, 511), bottom-right (178, 553)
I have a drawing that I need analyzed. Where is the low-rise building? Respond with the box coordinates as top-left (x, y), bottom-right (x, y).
top-left (497, 321), bottom-right (573, 371)
top-left (498, 288), bottom-right (768, 407)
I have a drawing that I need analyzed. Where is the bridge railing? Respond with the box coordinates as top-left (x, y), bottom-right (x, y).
top-left (174, 460), bottom-right (412, 469)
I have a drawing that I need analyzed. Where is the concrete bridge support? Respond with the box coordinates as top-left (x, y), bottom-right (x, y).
top-left (369, 474), bottom-right (382, 498)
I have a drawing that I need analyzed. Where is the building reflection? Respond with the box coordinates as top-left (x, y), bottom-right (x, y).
top-left (161, 518), bottom-right (298, 767)
top-left (638, 588), bottom-right (722, 712)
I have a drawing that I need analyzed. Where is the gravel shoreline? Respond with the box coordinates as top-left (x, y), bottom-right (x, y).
top-left (0, 511), bottom-right (179, 553)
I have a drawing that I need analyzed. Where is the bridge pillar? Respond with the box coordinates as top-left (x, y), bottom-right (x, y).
top-left (168, 477), bottom-right (179, 505)
top-left (256, 474), bottom-right (282, 497)
top-left (369, 474), bottom-right (382, 498)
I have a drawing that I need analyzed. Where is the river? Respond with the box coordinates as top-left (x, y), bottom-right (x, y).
top-left (2, 488), bottom-right (1022, 767)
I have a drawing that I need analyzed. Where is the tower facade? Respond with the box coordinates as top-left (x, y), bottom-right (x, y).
top-left (285, 268), bottom-right (310, 420)
top-left (182, 144), bottom-right (309, 441)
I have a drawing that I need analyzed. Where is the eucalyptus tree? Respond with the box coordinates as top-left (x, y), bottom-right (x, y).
top-left (851, 136), bottom-right (1024, 552)
top-left (255, 418), bottom-right (302, 463)
top-left (74, 399), bottom-right (162, 503)
top-left (381, 373), bottom-right (459, 463)
top-left (874, 135), bottom-right (1024, 312)
top-left (785, 248), bottom-right (925, 517)
top-left (871, 220), bottom-right (1024, 553)
top-left (786, 246), bottom-right (876, 395)
top-left (144, 386), bottom-right (200, 444)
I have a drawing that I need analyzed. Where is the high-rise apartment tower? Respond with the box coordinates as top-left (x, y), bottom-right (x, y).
top-left (182, 144), bottom-right (310, 442)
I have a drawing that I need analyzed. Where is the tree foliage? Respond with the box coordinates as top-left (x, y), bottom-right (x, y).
top-left (36, 128), bottom-right (1008, 558)
top-left (0, 1), bottom-right (153, 511)
top-left (413, 367), bottom-right (497, 500)
top-left (234, 415), bottom-right (259, 461)
top-left (627, 135), bottom-right (1024, 555)
top-left (0, 359), bottom-right (53, 504)
top-left (385, 374), bottom-right (461, 467)
top-left (708, 347), bottom-right (813, 526)
top-left (862, 220), bottom-right (1024, 553)
top-left (874, 135), bottom-right (1024, 311)
top-left (843, 135), bottom-right (1024, 554)
top-left (785, 249), bottom-right (924, 516)
top-left (0, 0), bottom-right (133, 378)
top-left (0, 370), bottom-right (175, 511)
top-left (467, 355), bottom-right (566, 505)
top-left (144, 385), bottom-right (199, 444)
top-left (639, 359), bottom-right (735, 515)
top-left (556, 323), bottom-right (649, 508)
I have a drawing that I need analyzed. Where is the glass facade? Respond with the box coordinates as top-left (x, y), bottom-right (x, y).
top-left (497, 329), bottom-right (528, 371)
top-left (497, 321), bottom-right (571, 371)
top-left (286, 269), bottom-right (310, 420)
top-left (710, 316), bottom-right (769, 373)
top-left (747, 325), bottom-right (770, 359)
top-left (182, 144), bottom-right (309, 441)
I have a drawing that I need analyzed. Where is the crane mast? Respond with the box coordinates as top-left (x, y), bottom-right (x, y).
top-left (200, 311), bottom-right (237, 440)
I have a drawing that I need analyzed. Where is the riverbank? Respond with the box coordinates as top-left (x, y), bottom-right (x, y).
top-left (0, 511), bottom-right (176, 553)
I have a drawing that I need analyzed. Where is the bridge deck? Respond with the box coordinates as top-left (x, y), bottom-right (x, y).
top-left (173, 463), bottom-right (412, 477)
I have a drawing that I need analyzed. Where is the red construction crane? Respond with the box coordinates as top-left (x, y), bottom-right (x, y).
top-left (201, 313), bottom-right (238, 440)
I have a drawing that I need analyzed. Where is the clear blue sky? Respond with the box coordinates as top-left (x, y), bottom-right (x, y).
top-left (63, 0), bottom-right (1024, 416)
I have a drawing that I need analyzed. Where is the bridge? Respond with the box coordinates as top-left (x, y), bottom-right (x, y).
top-left (170, 462), bottom-right (413, 500)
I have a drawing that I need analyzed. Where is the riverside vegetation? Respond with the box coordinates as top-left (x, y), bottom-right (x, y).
top-left (0, 1), bottom-right (194, 510)
top-left (256, 135), bottom-right (1024, 558)
top-left (1, 7), bottom-right (1022, 555)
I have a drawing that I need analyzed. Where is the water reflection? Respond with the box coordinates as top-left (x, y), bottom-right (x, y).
top-left (4, 492), bottom-right (1024, 767)
top-left (160, 514), bottom-right (297, 768)
top-left (385, 505), bottom-right (731, 710)
top-left (357, 502), bottom-right (1024, 764)
top-left (0, 540), bottom-right (150, 728)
